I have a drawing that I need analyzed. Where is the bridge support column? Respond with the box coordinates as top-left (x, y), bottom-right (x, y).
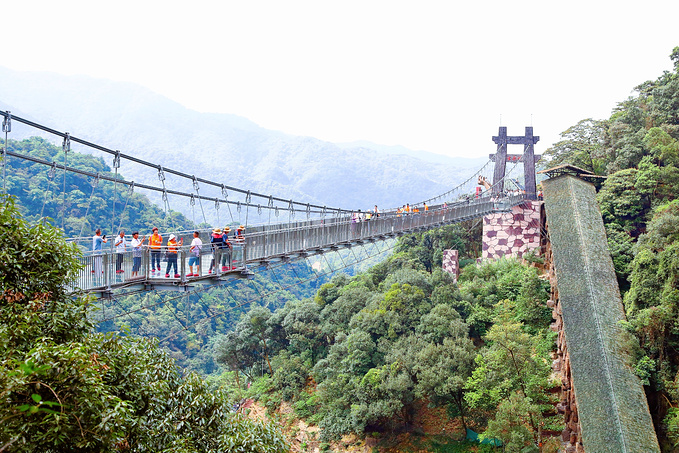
top-left (442, 249), bottom-right (459, 282)
top-left (482, 201), bottom-right (542, 260)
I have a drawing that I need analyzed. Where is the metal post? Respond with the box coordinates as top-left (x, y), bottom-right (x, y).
top-left (2, 111), bottom-right (10, 193)
top-left (61, 133), bottom-right (70, 230)
top-left (180, 249), bottom-right (186, 283)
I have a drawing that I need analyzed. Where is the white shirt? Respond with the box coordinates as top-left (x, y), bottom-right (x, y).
top-left (190, 237), bottom-right (203, 256)
top-left (114, 235), bottom-right (126, 253)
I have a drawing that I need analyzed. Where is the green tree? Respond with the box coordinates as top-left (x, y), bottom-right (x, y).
top-left (541, 118), bottom-right (608, 174)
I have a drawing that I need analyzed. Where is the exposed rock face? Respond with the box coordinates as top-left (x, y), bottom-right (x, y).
top-left (482, 201), bottom-right (541, 260)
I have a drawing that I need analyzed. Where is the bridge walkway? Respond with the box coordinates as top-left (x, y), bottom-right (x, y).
top-left (75, 194), bottom-right (528, 297)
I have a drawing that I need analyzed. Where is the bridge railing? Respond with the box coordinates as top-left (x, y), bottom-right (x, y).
top-left (71, 243), bottom-right (247, 292)
top-left (70, 193), bottom-right (529, 293)
top-left (244, 193), bottom-right (528, 262)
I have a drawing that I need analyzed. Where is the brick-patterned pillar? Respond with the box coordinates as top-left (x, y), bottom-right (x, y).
top-left (482, 201), bottom-right (542, 261)
top-left (442, 249), bottom-right (459, 282)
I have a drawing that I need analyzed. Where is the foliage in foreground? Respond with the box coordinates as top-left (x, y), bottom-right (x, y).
top-left (0, 194), bottom-right (288, 452)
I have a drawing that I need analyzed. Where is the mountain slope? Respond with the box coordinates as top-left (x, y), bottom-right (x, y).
top-left (0, 67), bottom-right (482, 215)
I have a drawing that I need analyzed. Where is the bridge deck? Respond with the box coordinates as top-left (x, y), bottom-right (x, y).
top-left (74, 194), bottom-right (529, 297)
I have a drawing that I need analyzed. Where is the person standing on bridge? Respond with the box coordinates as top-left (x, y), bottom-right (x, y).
top-left (221, 227), bottom-right (233, 271)
top-left (208, 228), bottom-right (224, 274)
top-left (165, 234), bottom-right (183, 278)
top-left (92, 228), bottom-right (107, 284)
top-left (114, 230), bottom-right (126, 276)
top-left (130, 231), bottom-right (145, 278)
top-left (187, 231), bottom-right (202, 277)
top-left (149, 227), bottom-right (163, 274)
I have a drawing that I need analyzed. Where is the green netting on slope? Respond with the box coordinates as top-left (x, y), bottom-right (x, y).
top-left (543, 175), bottom-right (660, 452)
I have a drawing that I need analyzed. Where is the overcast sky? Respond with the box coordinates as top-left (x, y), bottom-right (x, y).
top-left (3, 0), bottom-right (678, 159)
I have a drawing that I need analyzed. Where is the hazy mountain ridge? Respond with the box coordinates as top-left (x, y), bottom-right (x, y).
top-left (0, 67), bottom-right (480, 213)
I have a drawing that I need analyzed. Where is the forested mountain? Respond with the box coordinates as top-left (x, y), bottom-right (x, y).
top-left (0, 66), bottom-right (478, 217)
top-left (2, 136), bottom-right (195, 237)
top-left (541, 46), bottom-right (679, 451)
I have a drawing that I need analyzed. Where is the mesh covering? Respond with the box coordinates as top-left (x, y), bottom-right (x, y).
top-left (543, 175), bottom-right (660, 452)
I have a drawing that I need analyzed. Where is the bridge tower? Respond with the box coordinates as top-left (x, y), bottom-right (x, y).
top-left (490, 126), bottom-right (541, 199)
top-left (483, 126), bottom-right (542, 261)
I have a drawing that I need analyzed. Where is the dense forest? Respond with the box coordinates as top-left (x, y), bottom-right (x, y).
top-left (541, 46), bottom-right (679, 451)
top-left (212, 234), bottom-right (559, 451)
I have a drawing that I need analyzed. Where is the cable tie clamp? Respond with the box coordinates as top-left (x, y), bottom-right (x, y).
top-left (245, 190), bottom-right (251, 204)
top-left (214, 198), bottom-right (220, 210)
top-left (127, 182), bottom-right (134, 196)
top-left (162, 190), bottom-right (168, 202)
top-left (190, 194), bottom-right (196, 206)
top-left (221, 185), bottom-right (228, 199)
top-left (158, 166), bottom-right (165, 182)
top-left (275, 206), bottom-right (279, 217)
top-left (192, 176), bottom-right (199, 191)
top-left (257, 204), bottom-right (262, 215)
top-left (1, 111), bottom-right (10, 133)
top-left (62, 133), bottom-right (70, 153)
top-left (236, 201), bottom-right (241, 213)
top-left (113, 150), bottom-right (121, 169)
top-left (91, 173), bottom-right (100, 188)
top-left (48, 162), bottom-right (57, 179)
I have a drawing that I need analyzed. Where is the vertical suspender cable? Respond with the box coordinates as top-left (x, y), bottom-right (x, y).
top-left (158, 166), bottom-right (177, 232)
top-left (78, 173), bottom-right (100, 238)
top-left (222, 185), bottom-right (234, 224)
top-left (111, 151), bottom-right (120, 252)
top-left (61, 133), bottom-right (70, 230)
top-left (2, 111), bottom-right (10, 193)
top-left (245, 190), bottom-right (251, 227)
top-left (190, 195), bottom-right (196, 225)
top-left (192, 176), bottom-right (207, 226)
top-left (41, 163), bottom-right (57, 222)
top-left (117, 182), bottom-right (135, 233)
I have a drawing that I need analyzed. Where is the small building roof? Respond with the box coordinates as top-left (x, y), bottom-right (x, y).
top-left (538, 164), bottom-right (607, 183)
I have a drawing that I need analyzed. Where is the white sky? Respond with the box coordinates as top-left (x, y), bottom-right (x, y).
top-left (3, 0), bottom-right (678, 158)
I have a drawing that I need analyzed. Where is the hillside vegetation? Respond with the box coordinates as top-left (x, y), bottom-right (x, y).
top-left (212, 224), bottom-right (562, 452)
top-left (0, 65), bottom-right (478, 213)
top-left (541, 46), bottom-right (679, 451)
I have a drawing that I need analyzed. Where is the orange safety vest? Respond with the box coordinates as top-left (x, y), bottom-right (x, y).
top-left (149, 233), bottom-right (163, 250)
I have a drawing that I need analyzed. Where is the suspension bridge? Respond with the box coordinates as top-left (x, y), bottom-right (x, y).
top-left (0, 110), bottom-right (537, 298)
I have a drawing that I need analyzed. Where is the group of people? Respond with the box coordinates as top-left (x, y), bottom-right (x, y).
top-left (90, 225), bottom-right (245, 281)
top-left (206, 226), bottom-right (244, 274)
top-left (395, 202), bottom-right (428, 215)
